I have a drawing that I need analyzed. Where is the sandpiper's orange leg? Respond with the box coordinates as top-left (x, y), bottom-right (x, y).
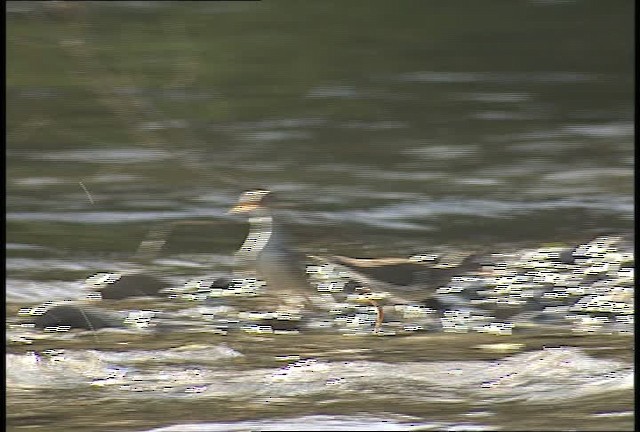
top-left (366, 299), bottom-right (383, 332)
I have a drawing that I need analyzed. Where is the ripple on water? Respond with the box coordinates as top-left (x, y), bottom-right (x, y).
top-left (147, 414), bottom-right (469, 432)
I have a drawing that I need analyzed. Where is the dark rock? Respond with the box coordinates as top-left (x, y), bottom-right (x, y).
top-left (558, 248), bottom-right (576, 264)
top-left (208, 277), bottom-right (233, 289)
top-left (94, 274), bottom-right (169, 300)
top-left (256, 317), bottom-right (302, 331)
top-left (32, 304), bottom-right (125, 330)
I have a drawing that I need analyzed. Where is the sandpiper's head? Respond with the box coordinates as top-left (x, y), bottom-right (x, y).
top-left (229, 189), bottom-right (274, 215)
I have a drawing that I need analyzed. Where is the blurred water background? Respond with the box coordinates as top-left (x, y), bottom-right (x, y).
top-left (6, 1), bottom-right (634, 431)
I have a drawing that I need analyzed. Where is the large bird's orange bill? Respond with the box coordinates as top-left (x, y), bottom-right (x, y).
top-left (228, 202), bottom-right (261, 214)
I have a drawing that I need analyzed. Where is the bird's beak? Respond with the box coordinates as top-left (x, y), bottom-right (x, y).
top-left (227, 203), bottom-right (259, 214)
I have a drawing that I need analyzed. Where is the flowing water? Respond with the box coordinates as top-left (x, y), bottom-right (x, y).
top-left (6, 1), bottom-right (634, 431)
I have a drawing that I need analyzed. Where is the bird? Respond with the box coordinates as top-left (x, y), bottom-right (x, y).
top-left (229, 189), bottom-right (480, 330)
top-left (310, 254), bottom-right (476, 299)
top-left (229, 189), bottom-right (319, 313)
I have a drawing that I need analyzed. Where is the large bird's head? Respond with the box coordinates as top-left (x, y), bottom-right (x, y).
top-left (229, 189), bottom-right (275, 216)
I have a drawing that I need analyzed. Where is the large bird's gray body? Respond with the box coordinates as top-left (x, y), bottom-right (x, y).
top-left (232, 194), bottom-right (314, 309)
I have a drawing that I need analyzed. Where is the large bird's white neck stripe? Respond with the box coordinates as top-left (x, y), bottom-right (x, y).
top-left (236, 215), bottom-right (273, 262)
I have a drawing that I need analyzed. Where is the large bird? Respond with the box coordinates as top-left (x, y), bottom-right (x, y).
top-left (229, 189), bottom-right (319, 312)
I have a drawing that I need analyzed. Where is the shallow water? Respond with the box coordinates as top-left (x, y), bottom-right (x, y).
top-left (6, 1), bottom-right (634, 431)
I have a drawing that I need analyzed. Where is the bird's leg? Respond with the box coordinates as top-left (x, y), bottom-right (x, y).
top-left (366, 298), bottom-right (384, 333)
top-left (353, 286), bottom-right (384, 333)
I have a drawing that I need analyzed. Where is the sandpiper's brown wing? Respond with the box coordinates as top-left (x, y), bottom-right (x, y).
top-left (330, 256), bottom-right (433, 286)
top-left (309, 253), bottom-right (480, 303)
